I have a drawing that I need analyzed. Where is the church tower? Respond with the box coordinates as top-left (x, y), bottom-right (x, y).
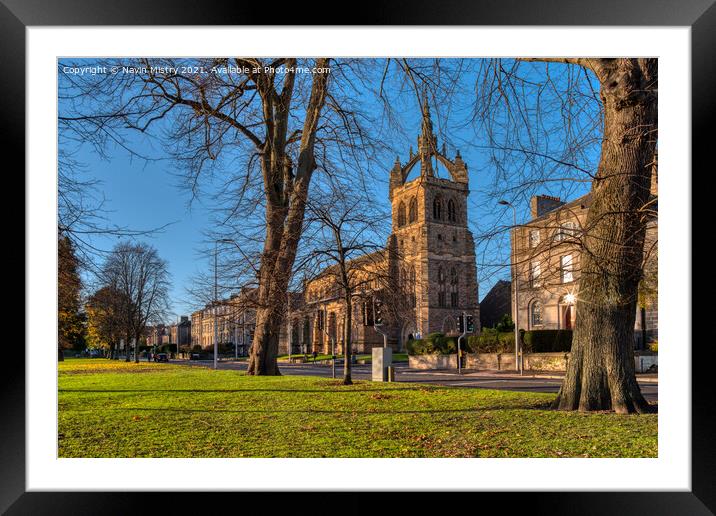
top-left (388, 92), bottom-right (480, 341)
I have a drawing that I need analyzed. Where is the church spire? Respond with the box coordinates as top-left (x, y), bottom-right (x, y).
top-left (418, 86), bottom-right (437, 177)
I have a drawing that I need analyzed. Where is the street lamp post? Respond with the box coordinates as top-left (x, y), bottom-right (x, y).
top-left (287, 292), bottom-right (292, 362)
top-left (213, 241), bottom-right (220, 370)
top-left (499, 200), bottom-right (522, 375)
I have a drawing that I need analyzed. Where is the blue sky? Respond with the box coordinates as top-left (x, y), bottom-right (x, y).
top-left (59, 58), bottom-right (600, 320)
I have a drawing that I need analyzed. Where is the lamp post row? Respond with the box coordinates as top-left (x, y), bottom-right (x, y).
top-left (498, 200), bottom-right (522, 375)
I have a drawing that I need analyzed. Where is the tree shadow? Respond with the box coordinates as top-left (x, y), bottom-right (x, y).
top-left (61, 405), bottom-right (544, 415)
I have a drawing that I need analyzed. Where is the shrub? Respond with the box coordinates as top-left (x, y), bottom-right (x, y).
top-left (648, 340), bottom-right (658, 353)
top-left (218, 342), bottom-right (234, 354)
top-left (407, 333), bottom-right (465, 355)
top-left (468, 329), bottom-right (515, 353)
top-left (494, 314), bottom-right (515, 332)
top-left (191, 345), bottom-right (202, 353)
top-left (521, 330), bottom-right (572, 353)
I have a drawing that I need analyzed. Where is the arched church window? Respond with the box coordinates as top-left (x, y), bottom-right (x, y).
top-left (408, 197), bottom-right (417, 223)
top-left (437, 266), bottom-right (446, 307)
top-left (409, 266), bottom-right (417, 308)
top-left (447, 198), bottom-right (456, 222)
top-left (433, 196), bottom-right (442, 220)
top-left (450, 267), bottom-right (459, 307)
top-left (398, 201), bottom-right (406, 227)
top-left (530, 299), bottom-right (543, 328)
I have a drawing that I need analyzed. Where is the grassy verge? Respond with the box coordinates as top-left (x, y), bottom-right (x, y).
top-left (58, 359), bottom-right (657, 458)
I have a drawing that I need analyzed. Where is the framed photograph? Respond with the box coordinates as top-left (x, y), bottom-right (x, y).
top-left (7, 0), bottom-right (710, 513)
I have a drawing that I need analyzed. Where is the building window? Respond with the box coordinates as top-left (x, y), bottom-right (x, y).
top-left (398, 201), bottom-right (406, 227)
top-left (408, 197), bottom-right (417, 223)
top-left (555, 221), bottom-right (578, 242)
top-left (447, 198), bottom-right (456, 222)
top-left (433, 196), bottom-right (442, 220)
top-left (362, 301), bottom-right (374, 326)
top-left (409, 267), bottom-right (417, 308)
top-left (530, 261), bottom-right (541, 287)
top-left (437, 266), bottom-right (446, 307)
top-left (317, 310), bottom-right (324, 330)
top-left (530, 300), bottom-right (543, 327)
top-left (450, 267), bottom-right (459, 307)
top-left (561, 254), bottom-right (574, 283)
top-left (529, 229), bottom-right (540, 248)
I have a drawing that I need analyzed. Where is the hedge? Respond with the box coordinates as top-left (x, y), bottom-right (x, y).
top-left (408, 329), bottom-right (572, 355)
top-left (521, 330), bottom-right (572, 353)
top-left (465, 329), bottom-right (572, 354)
top-left (468, 329), bottom-right (515, 353)
top-left (406, 333), bottom-right (468, 355)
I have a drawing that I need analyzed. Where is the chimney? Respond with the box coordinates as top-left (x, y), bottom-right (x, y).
top-left (530, 194), bottom-right (565, 218)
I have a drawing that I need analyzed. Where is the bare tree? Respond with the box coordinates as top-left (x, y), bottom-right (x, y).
top-left (59, 57), bottom-right (392, 375)
top-left (392, 58), bottom-right (657, 413)
top-left (297, 181), bottom-right (391, 384)
top-left (510, 58), bottom-right (657, 413)
top-left (101, 242), bottom-right (171, 362)
top-left (58, 117), bottom-right (171, 276)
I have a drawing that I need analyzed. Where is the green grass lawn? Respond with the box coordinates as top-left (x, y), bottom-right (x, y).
top-left (58, 358), bottom-right (657, 458)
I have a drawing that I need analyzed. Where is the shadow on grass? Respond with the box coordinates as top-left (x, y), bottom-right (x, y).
top-left (61, 404), bottom-right (548, 415)
top-left (58, 386), bottom-right (476, 394)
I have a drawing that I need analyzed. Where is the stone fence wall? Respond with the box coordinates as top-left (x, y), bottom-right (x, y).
top-left (409, 352), bottom-right (658, 373)
top-left (408, 355), bottom-right (457, 370)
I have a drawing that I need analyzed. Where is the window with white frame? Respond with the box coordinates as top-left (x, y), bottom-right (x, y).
top-left (529, 229), bottom-right (540, 248)
top-left (555, 221), bottom-right (578, 242)
top-left (530, 261), bottom-right (541, 287)
top-left (561, 254), bottom-right (574, 283)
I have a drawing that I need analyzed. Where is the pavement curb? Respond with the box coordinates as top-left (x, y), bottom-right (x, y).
top-left (405, 369), bottom-right (658, 383)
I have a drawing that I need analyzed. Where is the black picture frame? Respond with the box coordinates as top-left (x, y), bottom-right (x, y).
top-left (5, 0), bottom-right (708, 513)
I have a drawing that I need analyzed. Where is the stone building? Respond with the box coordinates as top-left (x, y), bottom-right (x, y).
top-left (144, 324), bottom-right (170, 347)
top-left (510, 170), bottom-right (657, 348)
top-left (479, 279), bottom-right (512, 329)
top-left (282, 99), bottom-right (480, 354)
top-left (190, 288), bottom-right (257, 355)
top-left (168, 316), bottom-right (192, 349)
top-left (190, 100), bottom-right (481, 356)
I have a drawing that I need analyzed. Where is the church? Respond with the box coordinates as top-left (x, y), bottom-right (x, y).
top-left (281, 100), bottom-right (480, 355)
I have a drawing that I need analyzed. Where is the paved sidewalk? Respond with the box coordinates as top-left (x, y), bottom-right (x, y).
top-left (410, 368), bottom-right (659, 384)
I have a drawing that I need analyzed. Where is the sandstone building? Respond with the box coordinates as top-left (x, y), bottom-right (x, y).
top-left (510, 171), bottom-right (658, 348)
top-left (168, 316), bottom-right (192, 348)
top-left (190, 288), bottom-right (258, 355)
top-left (189, 101), bottom-right (481, 356)
top-left (283, 101), bottom-right (480, 354)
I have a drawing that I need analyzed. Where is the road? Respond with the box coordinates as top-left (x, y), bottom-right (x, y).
top-left (175, 359), bottom-right (658, 403)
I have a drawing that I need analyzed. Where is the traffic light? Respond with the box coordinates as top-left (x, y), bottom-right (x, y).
top-left (374, 299), bottom-right (384, 325)
top-left (466, 315), bottom-right (475, 333)
top-left (457, 314), bottom-right (464, 333)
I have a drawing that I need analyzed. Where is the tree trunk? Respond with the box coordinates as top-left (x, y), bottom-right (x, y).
top-left (58, 347), bottom-right (64, 362)
top-left (246, 59), bottom-right (330, 376)
top-left (551, 58), bottom-right (657, 414)
top-left (343, 297), bottom-right (353, 385)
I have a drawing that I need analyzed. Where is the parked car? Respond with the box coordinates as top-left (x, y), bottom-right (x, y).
top-left (154, 353), bottom-right (169, 363)
top-left (190, 353), bottom-right (200, 361)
